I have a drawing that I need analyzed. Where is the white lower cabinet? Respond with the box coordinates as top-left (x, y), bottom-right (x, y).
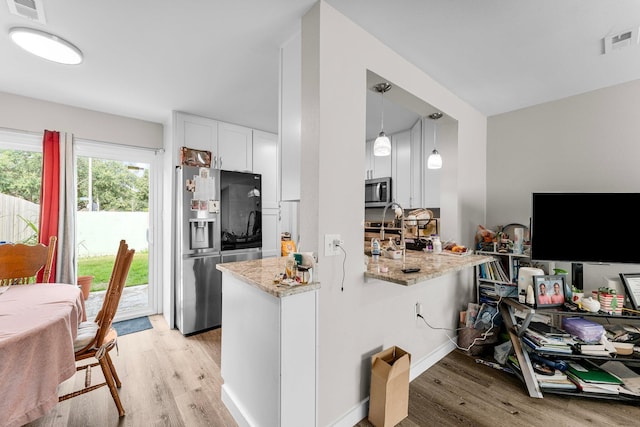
top-left (221, 272), bottom-right (317, 427)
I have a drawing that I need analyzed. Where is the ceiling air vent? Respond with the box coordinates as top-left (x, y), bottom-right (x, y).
top-left (603, 27), bottom-right (639, 54)
top-left (6, 0), bottom-right (46, 24)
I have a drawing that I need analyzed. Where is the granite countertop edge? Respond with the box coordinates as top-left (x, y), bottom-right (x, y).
top-left (364, 252), bottom-right (495, 286)
top-left (217, 257), bottom-right (320, 298)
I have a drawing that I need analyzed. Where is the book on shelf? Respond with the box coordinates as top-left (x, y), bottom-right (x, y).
top-left (572, 336), bottom-right (617, 356)
top-left (565, 371), bottom-right (621, 395)
top-left (566, 360), bottom-right (623, 385)
top-left (528, 321), bottom-right (570, 338)
top-left (522, 335), bottom-right (573, 354)
top-left (600, 361), bottom-right (640, 396)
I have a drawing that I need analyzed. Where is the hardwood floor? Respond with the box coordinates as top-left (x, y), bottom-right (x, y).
top-left (28, 316), bottom-right (640, 426)
top-left (356, 350), bottom-right (640, 427)
top-left (27, 315), bottom-right (237, 427)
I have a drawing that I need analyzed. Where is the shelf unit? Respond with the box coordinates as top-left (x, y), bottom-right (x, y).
top-left (476, 251), bottom-right (529, 302)
top-left (498, 297), bottom-right (640, 401)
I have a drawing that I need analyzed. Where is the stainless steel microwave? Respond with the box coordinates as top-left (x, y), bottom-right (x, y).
top-left (365, 177), bottom-right (392, 207)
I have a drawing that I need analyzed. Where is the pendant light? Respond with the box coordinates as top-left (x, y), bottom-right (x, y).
top-left (427, 112), bottom-right (443, 169)
top-left (373, 83), bottom-right (392, 156)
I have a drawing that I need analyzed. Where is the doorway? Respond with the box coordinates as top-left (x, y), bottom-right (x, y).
top-left (75, 140), bottom-right (160, 321)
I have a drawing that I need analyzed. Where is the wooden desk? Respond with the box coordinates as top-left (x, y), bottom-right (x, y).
top-left (0, 283), bottom-right (85, 427)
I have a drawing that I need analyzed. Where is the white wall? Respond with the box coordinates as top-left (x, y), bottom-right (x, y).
top-left (487, 79), bottom-right (640, 227)
top-left (0, 91), bottom-right (163, 149)
top-left (487, 79), bottom-right (640, 293)
top-left (301, 3), bottom-right (487, 425)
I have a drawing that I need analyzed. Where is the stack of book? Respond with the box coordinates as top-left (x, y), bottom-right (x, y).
top-left (478, 260), bottom-right (510, 283)
top-left (507, 355), bottom-right (577, 390)
top-left (522, 324), bottom-right (574, 355)
top-left (565, 360), bottom-right (623, 395)
top-left (571, 335), bottom-right (617, 356)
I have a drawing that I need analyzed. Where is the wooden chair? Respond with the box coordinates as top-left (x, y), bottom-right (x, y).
top-left (0, 235), bottom-right (57, 286)
top-left (59, 240), bottom-right (135, 417)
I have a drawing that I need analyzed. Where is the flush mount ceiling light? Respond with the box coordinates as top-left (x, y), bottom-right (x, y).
top-left (427, 112), bottom-right (443, 170)
top-left (9, 27), bottom-right (83, 65)
top-left (373, 82), bottom-right (392, 157)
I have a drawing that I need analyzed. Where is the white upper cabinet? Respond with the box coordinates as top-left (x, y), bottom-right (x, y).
top-left (252, 131), bottom-right (279, 209)
top-left (280, 32), bottom-right (301, 201)
top-left (365, 139), bottom-right (392, 179)
top-left (410, 119), bottom-right (423, 208)
top-left (218, 122), bottom-right (253, 172)
top-left (392, 130), bottom-right (411, 207)
top-left (175, 111), bottom-right (217, 153)
top-left (253, 130), bottom-right (279, 258)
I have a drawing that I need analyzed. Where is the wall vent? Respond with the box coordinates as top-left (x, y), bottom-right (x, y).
top-left (603, 27), bottom-right (639, 54)
top-left (6, 0), bottom-right (46, 24)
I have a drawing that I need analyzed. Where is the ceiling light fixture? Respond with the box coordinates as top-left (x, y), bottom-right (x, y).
top-left (427, 112), bottom-right (443, 169)
top-left (373, 82), bottom-right (392, 157)
top-left (9, 27), bottom-right (83, 65)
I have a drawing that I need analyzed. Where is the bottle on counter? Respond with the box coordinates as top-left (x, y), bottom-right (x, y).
top-left (432, 235), bottom-right (442, 254)
top-left (371, 238), bottom-right (380, 261)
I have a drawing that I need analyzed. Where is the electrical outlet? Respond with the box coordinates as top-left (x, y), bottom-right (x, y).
top-left (324, 234), bottom-right (341, 256)
top-left (415, 302), bottom-right (422, 318)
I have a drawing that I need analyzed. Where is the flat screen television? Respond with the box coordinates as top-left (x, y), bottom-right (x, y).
top-left (531, 192), bottom-right (640, 264)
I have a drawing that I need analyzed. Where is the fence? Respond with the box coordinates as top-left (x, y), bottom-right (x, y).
top-left (0, 193), bottom-right (39, 243)
top-left (1, 193), bottom-right (148, 256)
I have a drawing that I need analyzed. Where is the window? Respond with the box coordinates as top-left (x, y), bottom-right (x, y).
top-left (0, 130), bottom-right (42, 244)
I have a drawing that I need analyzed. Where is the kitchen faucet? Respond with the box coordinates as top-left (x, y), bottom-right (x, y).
top-left (380, 201), bottom-right (406, 267)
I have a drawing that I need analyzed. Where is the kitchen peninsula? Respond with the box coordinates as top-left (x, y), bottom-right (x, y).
top-left (216, 257), bottom-right (319, 427)
top-left (365, 251), bottom-right (494, 286)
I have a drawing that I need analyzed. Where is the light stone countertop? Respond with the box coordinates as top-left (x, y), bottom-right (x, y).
top-left (365, 250), bottom-right (495, 286)
top-left (216, 256), bottom-right (320, 298)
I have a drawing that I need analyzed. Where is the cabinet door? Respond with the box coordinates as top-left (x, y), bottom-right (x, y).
top-left (280, 32), bottom-right (301, 201)
top-left (365, 140), bottom-right (374, 179)
top-left (261, 208), bottom-right (280, 258)
top-left (372, 148), bottom-right (392, 179)
top-left (392, 130), bottom-right (411, 207)
top-left (218, 122), bottom-right (253, 171)
top-left (175, 112), bottom-right (217, 154)
top-left (252, 130), bottom-right (278, 209)
top-left (410, 119), bottom-right (422, 208)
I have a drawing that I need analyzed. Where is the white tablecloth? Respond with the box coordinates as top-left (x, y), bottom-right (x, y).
top-left (0, 283), bottom-right (85, 427)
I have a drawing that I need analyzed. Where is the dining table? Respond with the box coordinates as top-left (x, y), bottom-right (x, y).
top-left (0, 283), bottom-right (85, 427)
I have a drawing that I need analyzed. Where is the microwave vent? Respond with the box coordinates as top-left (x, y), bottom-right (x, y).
top-left (7, 0), bottom-right (46, 23)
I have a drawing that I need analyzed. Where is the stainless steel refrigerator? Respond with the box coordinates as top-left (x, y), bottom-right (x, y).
top-left (175, 166), bottom-right (262, 335)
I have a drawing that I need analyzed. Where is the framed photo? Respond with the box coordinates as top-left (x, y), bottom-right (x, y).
top-left (533, 275), bottom-right (566, 308)
top-left (619, 273), bottom-right (640, 310)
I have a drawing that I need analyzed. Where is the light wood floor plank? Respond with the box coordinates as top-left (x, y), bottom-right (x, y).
top-left (27, 316), bottom-right (640, 426)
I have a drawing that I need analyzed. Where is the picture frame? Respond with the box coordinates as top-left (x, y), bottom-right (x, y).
top-left (619, 273), bottom-right (640, 310)
top-left (533, 275), bottom-right (566, 308)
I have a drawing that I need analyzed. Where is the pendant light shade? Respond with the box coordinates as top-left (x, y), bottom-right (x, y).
top-left (373, 83), bottom-right (392, 157)
top-left (427, 112), bottom-right (443, 169)
top-left (373, 132), bottom-right (391, 156)
top-left (427, 149), bottom-right (442, 169)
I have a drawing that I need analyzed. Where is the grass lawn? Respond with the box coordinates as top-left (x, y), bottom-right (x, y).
top-left (78, 252), bottom-right (148, 292)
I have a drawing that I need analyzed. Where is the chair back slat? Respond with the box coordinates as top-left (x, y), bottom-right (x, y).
top-left (0, 236), bottom-right (57, 285)
top-left (76, 240), bottom-right (134, 353)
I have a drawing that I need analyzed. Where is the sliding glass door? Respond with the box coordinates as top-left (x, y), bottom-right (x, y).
top-left (75, 140), bottom-right (161, 321)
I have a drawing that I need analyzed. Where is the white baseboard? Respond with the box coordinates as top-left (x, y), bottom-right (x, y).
top-left (330, 340), bottom-right (456, 427)
top-left (221, 384), bottom-right (255, 427)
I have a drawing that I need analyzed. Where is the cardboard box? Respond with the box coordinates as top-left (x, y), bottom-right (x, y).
top-left (368, 346), bottom-right (411, 427)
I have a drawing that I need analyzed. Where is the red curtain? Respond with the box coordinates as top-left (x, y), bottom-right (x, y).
top-left (38, 130), bottom-right (60, 282)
